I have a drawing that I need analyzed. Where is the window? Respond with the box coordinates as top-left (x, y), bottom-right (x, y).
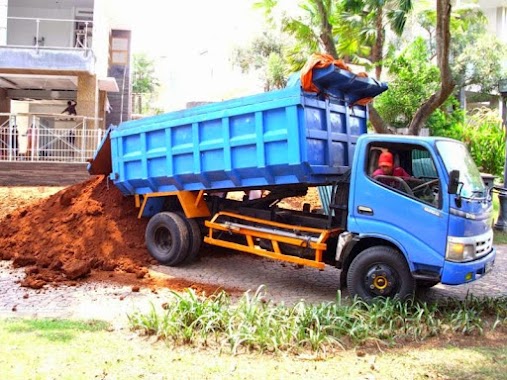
top-left (368, 144), bottom-right (441, 207)
top-left (111, 37), bottom-right (129, 65)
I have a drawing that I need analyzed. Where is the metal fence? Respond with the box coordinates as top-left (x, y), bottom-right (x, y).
top-left (0, 114), bottom-right (103, 163)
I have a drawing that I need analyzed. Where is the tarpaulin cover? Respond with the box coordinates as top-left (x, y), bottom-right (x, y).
top-left (300, 53), bottom-right (387, 105)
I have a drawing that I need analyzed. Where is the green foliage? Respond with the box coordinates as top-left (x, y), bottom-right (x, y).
top-left (417, 5), bottom-right (507, 96)
top-left (132, 53), bottom-right (161, 115)
top-left (453, 35), bottom-right (507, 93)
top-left (449, 6), bottom-right (507, 93)
top-left (132, 53), bottom-right (159, 94)
top-left (232, 31), bottom-right (290, 90)
top-left (462, 109), bottom-right (505, 175)
top-left (375, 37), bottom-right (440, 129)
top-left (253, 0), bottom-right (414, 74)
top-left (433, 107), bottom-right (505, 176)
top-left (427, 98), bottom-right (465, 140)
top-left (129, 286), bottom-right (507, 354)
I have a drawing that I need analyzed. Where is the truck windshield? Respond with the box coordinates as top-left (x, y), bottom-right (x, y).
top-left (436, 140), bottom-right (485, 199)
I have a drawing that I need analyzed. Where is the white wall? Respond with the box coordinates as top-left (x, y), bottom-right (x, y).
top-left (92, 0), bottom-right (110, 78)
top-left (496, 7), bottom-right (507, 44)
top-left (0, 0), bottom-right (7, 45)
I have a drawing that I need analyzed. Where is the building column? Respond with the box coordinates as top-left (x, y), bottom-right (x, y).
top-left (0, 88), bottom-right (10, 126)
top-left (76, 73), bottom-right (98, 129)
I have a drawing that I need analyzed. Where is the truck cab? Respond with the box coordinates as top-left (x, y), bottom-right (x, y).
top-left (336, 134), bottom-right (496, 299)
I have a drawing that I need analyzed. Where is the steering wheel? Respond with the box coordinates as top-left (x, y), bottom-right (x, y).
top-left (412, 179), bottom-right (439, 193)
top-left (374, 175), bottom-right (414, 196)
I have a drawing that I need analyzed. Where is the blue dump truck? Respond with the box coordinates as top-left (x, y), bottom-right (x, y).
top-left (89, 63), bottom-right (496, 300)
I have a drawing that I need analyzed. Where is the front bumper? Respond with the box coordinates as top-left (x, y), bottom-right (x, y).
top-left (441, 247), bottom-right (496, 285)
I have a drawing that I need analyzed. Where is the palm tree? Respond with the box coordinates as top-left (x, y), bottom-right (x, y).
top-left (255, 0), bottom-right (339, 71)
top-left (340, 0), bottom-right (413, 80)
top-left (254, 0), bottom-right (453, 135)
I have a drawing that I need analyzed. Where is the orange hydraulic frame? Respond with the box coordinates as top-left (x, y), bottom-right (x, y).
top-left (135, 192), bottom-right (342, 269)
top-left (135, 190), bottom-right (211, 219)
top-left (204, 211), bottom-right (342, 269)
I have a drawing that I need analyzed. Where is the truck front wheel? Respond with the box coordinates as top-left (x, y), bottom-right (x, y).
top-left (346, 246), bottom-right (415, 301)
top-left (145, 212), bottom-right (189, 266)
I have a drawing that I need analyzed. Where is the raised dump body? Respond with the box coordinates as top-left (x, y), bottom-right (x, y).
top-left (89, 68), bottom-right (387, 196)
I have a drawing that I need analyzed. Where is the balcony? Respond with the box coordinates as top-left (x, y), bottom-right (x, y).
top-left (0, 16), bottom-right (95, 74)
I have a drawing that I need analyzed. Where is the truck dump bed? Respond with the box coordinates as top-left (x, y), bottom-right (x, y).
top-left (89, 67), bottom-right (387, 196)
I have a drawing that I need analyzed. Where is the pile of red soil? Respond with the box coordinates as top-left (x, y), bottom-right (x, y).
top-left (0, 176), bottom-right (320, 293)
top-left (0, 176), bottom-right (157, 289)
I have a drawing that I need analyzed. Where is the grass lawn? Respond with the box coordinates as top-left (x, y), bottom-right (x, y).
top-left (1, 317), bottom-right (507, 380)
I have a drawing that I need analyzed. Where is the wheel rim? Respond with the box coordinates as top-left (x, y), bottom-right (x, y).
top-left (154, 226), bottom-right (172, 251)
top-left (363, 263), bottom-right (399, 297)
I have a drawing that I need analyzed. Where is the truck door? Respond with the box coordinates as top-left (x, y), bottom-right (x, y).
top-left (349, 143), bottom-right (448, 270)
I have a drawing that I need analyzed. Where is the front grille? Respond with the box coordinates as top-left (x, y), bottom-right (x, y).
top-left (475, 233), bottom-right (493, 259)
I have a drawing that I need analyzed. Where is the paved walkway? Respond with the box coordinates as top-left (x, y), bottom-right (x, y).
top-left (1, 245), bottom-right (506, 327)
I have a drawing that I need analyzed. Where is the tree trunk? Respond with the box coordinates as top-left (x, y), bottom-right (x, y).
top-left (372, 9), bottom-right (384, 80)
top-left (369, 106), bottom-right (392, 134)
top-left (407, 0), bottom-right (455, 135)
top-left (316, 0), bottom-right (338, 58)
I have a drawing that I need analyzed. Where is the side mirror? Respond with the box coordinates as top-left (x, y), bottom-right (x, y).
top-left (448, 170), bottom-right (460, 195)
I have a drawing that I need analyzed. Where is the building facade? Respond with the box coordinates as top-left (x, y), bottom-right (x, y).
top-left (0, 0), bottom-right (131, 163)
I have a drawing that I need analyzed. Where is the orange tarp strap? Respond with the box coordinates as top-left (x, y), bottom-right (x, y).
top-left (300, 53), bottom-right (373, 105)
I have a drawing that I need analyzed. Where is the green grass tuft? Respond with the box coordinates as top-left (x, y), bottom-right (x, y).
top-left (128, 286), bottom-right (507, 354)
top-left (6, 318), bottom-right (110, 342)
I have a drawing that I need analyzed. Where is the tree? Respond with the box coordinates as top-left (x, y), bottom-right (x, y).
top-left (132, 53), bottom-right (160, 114)
top-left (254, 0), bottom-right (415, 133)
top-left (374, 38), bottom-right (440, 130)
top-left (232, 31), bottom-right (289, 91)
top-left (254, 0), bottom-right (454, 135)
top-left (340, 0), bottom-right (414, 80)
top-left (418, 5), bottom-right (507, 108)
top-left (406, 0), bottom-right (454, 135)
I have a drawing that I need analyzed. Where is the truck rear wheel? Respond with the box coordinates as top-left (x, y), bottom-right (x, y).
top-left (145, 212), bottom-right (189, 266)
top-left (176, 213), bottom-right (202, 264)
top-left (346, 246), bottom-right (415, 301)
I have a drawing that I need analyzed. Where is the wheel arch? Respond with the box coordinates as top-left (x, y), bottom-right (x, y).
top-left (339, 235), bottom-right (410, 288)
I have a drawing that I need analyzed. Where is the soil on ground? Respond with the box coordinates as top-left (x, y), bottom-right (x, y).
top-left (0, 177), bottom-right (321, 293)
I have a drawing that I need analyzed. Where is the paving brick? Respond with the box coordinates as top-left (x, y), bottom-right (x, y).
top-left (0, 245), bottom-right (505, 327)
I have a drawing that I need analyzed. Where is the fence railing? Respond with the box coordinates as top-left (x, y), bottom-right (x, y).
top-left (5, 16), bottom-right (93, 51)
top-left (0, 114), bottom-right (103, 163)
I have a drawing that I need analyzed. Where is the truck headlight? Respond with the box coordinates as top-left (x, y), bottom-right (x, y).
top-left (446, 241), bottom-right (475, 262)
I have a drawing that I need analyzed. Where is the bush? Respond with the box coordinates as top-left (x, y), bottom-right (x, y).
top-left (433, 107), bottom-right (505, 176)
top-left (464, 109), bottom-right (505, 176)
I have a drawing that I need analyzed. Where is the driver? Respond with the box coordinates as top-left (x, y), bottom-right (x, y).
top-left (372, 151), bottom-right (410, 178)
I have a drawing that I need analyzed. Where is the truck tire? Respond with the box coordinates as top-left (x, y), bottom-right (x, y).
top-left (176, 213), bottom-right (202, 265)
top-left (346, 246), bottom-right (415, 301)
top-left (145, 212), bottom-right (189, 266)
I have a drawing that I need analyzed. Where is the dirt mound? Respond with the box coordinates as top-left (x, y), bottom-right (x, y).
top-left (0, 176), bottom-right (322, 293)
top-left (0, 176), bottom-right (157, 289)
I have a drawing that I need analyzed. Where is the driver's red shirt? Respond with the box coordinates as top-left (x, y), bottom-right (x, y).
top-left (372, 167), bottom-right (410, 178)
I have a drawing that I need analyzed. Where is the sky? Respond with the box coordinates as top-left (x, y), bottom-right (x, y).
top-left (115, 0), bottom-right (267, 111)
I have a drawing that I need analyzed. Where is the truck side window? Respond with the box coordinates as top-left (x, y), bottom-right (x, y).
top-left (409, 149), bottom-right (440, 207)
top-left (369, 146), bottom-right (440, 208)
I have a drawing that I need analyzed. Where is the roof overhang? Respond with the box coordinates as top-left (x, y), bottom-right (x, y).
top-left (98, 77), bottom-right (119, 92)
